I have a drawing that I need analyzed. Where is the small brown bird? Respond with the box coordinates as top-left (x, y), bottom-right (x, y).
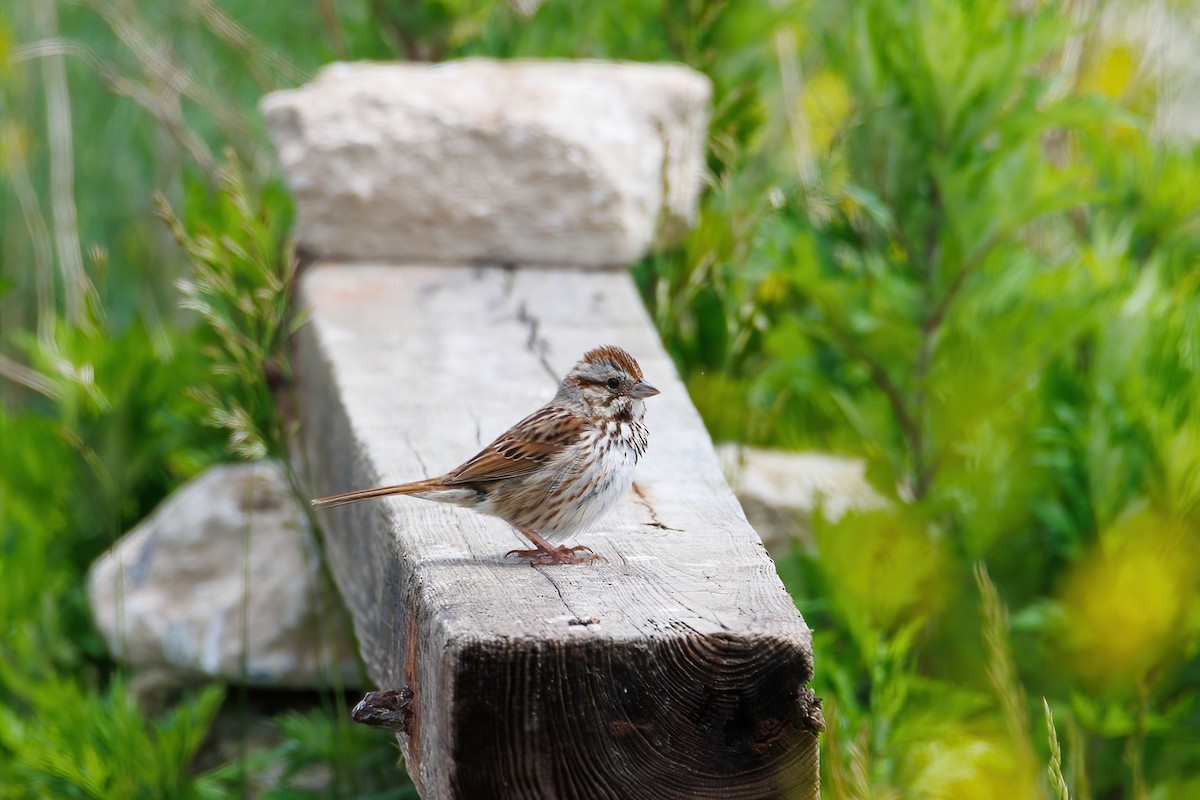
top-left (312, 345), bottom-right (659, 564)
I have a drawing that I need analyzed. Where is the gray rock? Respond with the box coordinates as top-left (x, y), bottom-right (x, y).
top-left (261, 59), bottom-right (711, 267)
top-left (88, 461), bottom-right (361, 690)
top-left (718, 445), bottom-right (887, 551)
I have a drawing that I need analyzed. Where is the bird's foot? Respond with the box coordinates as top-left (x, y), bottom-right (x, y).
top-left (505, 544), bottom-right (605, 565)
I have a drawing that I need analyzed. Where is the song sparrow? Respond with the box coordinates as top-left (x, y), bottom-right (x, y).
top-left (312, 345), bottom-right (659, 564)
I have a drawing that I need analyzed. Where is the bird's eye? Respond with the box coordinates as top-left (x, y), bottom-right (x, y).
top-left (606, 378), bottom-right (620, 390)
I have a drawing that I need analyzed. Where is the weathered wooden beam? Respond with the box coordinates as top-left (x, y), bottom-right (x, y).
top-left (295, 263), bottom-right (821, 798)
top-left (269, 57), bottom-right (819, 798)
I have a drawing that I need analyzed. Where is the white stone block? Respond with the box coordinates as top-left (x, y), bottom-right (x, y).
top-left (87, 461), bottom-right (360, 690)
top-left (717, 445), bottom-right (887, 551)
top-left (261, 59), bottom-right (711, 267)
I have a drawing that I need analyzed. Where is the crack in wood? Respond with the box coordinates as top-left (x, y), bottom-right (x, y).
top-left (536, 569), bottom-right (584, 622)
top-left (497, 263), bottom-right (516, 297)
top-left (632, 482), bottom-right (682, 532)
top-left (515, 300), bottom-right (558, 381)
top-left (404, 434), bottom-right (432, 478)
top-left (470, 411), bottom-right (483, 447)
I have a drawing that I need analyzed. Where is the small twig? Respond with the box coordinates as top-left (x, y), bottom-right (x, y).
top-left (909, 223), bottom-right (992, 497)
top-left (824, 316), bottom-right (922, 484)
top-left (0, 118), bottom-right (57, 350)
top-left (976, 563), bottom-right (1038, 777)
top-left (185, 0), bottom-right (308, 85)
top-left (0, 353), bottom-right (60, 399)
top-left (15, 38), bottom-right (217, 176)
top-left (81, 0), bottom-right (273, 170)
top-left (921, 257), bottom-right (973, 344)
top-left (773, 26), bottom-right (820, 201)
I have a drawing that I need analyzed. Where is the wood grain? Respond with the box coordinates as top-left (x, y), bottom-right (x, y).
top-left (295, 264), bottom-right (820, 799)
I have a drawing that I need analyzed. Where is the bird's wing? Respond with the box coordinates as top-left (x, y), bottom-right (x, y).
top-left (443, 405), bottom-right (588, 485)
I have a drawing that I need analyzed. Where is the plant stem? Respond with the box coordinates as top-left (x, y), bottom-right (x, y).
top-left (1125, 680), bottom-right (1149, 800)
top-left (36, 0), bottom-right (90, 330)
top-left (825, 317), bottom-right (923, 487)
top-left (317, 0), bottom-right (348, 59)
top-left (976, 563), bottom-right (1038, 778)
top-left (1043, 698), bottom-right (1072, 800)
top-left (911, 258), bottom-right (974, 498)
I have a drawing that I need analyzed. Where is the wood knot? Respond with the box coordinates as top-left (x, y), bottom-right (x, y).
top-left (567, 616), bottom-right (600, 626)
top-left (798, 688), bottom-right (825, 735)
top-left (351, 687), bottom-right (414, 734)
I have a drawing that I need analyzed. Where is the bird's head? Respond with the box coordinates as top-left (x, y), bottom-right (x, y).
top-left (560, 345), bottom-right (659, 420)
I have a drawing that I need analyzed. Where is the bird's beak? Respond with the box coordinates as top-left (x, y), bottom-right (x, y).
top-left (629, 379), bottom-right (660, 399)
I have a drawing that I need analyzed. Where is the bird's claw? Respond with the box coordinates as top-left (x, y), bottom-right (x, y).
top-left (505, 544), bottom-right (606, 565)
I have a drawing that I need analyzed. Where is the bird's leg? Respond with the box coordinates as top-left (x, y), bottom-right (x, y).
top-left (507, 525), bottom-right (604, 564)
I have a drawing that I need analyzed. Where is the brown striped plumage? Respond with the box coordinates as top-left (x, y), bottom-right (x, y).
top-left (312, 346), bottom-right (659, 564)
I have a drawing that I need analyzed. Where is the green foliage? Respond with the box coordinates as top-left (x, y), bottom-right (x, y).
top-left (644, 0), bottom-right (1200, 796)
top-left (157, 156), bottom-right (301, 462)
top-left (202, 709), bottom-right (417, 800)
top-left (1, 1), bottom-right (384, 794)
top-left (648, 0), bottom-right (1200, 796)
top-left (260, 711), bottom-right (417, 800)
top-left (5, 0), bottom-right (1200, 796)
top-left (0, 260), bottom-right (231, 794)
top-left (717, 0), bottom-right (1114, 511)
top-left (0, 672), bottom-right (224, 800)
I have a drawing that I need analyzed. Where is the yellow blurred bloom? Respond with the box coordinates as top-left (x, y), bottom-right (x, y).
top-left (0, 21), bottom-right (11, 70)
top-left (818, 509), bottom-right (950, 636)
top-left (803, 69), bottom-right (852, 156)
top-left (903, 722), bottom-right (1040, 800)
top-left (1079, 44), bottom-right (1136, 100)
top-left (1078, 41), bottom-right (1156, 125)
top-left (1058, 508), bottom-right (1199, 692)
top-left (1, 121), bottom-right (29, 167)
top-left (757, 271), bottom-right (788, 305)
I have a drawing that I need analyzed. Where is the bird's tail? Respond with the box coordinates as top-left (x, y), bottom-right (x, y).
top-left (311, 478), bottom-right (445, 510)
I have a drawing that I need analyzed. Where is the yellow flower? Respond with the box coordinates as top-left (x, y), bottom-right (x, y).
top-left (1057, 508), bottom-right (1198, 692)
top-left (903, 722), bottom-right (1040, 800)
top-left (757, 272), bottom-right (788, 305)
top-left (803, 69), bottom-right (852, 156)
top-left (0, 21), bottom-right (11, 70)
top-left (1079, 44), bottom-right (1136, 100)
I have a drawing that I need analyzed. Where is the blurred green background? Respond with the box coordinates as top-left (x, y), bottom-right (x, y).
top-left (3, 0), bottom-right (1200, 797)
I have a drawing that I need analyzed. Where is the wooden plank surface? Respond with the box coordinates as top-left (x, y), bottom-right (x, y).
top-left (295, 263), bottom-right (820, 799)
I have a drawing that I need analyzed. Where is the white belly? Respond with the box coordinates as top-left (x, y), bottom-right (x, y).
top-left (530, 422), bottom-right (645, 539)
